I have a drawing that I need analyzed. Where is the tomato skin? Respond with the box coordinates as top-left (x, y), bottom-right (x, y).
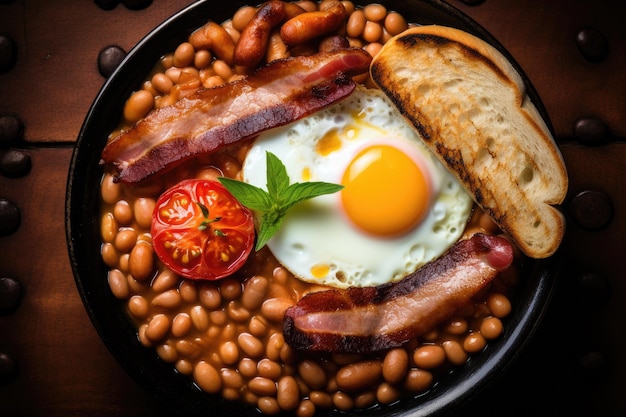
top-left (151, 179), bottom-right (255, 280)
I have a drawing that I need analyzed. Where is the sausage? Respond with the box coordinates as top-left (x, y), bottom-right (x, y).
top-left (283, 234), bottom-right (514, 353)
top-left (280, 1), bottom-right (347, 46)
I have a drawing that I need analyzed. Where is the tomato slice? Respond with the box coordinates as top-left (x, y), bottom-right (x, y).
top-left (151, 179), bottom-right (255, 280)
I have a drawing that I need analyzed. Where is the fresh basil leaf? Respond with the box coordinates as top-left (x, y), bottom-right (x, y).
top-left (218, 177), bottom-right (273, 211)
top-left (283, 182), bottom-right (344, 209)
top-left (265, 150), bottom-right (290, 200)
top-left (255, 211), bottom-right (285, 251)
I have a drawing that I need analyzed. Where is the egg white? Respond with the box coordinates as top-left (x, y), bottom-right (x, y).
top-left (243, 87), bottom-right (473, 288)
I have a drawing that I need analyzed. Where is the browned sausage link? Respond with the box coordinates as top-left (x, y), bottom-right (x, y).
top-left (234, 1), bottom-right (289, 67)
top-left (188, 21), bottom-right (236, 65)
top-left (280, 1), bottom-right (347, 46)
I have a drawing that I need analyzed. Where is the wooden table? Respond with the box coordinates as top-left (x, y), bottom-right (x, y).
top-left (1, 1), bottom-right (624, 416)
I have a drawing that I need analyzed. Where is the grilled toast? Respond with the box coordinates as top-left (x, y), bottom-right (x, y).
top-left (370, 25), bottom-right (568, 258)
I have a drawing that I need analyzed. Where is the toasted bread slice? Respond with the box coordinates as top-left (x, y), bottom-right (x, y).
top-left (370, 25), bottom-right (568, 259)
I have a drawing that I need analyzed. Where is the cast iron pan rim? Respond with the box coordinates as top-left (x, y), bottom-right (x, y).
top-left (65, 1), bottom-right (560, 416)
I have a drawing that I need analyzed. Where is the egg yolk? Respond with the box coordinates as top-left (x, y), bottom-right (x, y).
top-left (341, 144), bottom-right (431, 236)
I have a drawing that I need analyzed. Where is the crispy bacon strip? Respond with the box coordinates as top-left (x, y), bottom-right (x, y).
top-left (283, 234), bottom-right (514, 353)
top-left (100, 48), bottom-right (372, 183)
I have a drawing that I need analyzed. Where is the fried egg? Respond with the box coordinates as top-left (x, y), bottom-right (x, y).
top-left (242, 87), bottom-right (473, 288)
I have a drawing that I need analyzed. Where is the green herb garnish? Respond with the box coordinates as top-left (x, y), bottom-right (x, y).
top-left (218, 151), bottom-right (344, 251)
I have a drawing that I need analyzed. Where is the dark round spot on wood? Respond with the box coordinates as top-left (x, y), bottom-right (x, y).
top-left (98, 45), bottom-right (127, 78)
top-left (0, 113), bottom-right (24, 147)
top-left (0, 149), bottom-right (31, 177)
top-left (0, 198), bottom-right (20, 236)
top-left (121, 0), bottom-right (153, 11)
top-left (576, 28), bottom-right (609, 63)
top-left (569, 190), bottom-right (613, 231)
top-left (0, 277), bottom-right (22, 314)
top-left (574, 117), bottom-right (609, 145)
top-left (94, 0), bottom-right (120, 10)
top-left (0, 351), bottom-right (17, 384)
top-left (0, 34), bottom-right (17, 73)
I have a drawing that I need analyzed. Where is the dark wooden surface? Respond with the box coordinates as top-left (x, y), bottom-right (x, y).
top-left (1, 1), bottom-right (625, 416)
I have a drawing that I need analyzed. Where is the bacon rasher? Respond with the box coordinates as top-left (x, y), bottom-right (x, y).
top-left (283, 234), bottom-right (514, 354)
top-left (101, 48), bottom-right (372, 183)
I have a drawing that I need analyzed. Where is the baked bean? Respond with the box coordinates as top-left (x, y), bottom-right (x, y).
top-left (463, 332), bottom-right (487, 353)
top-left (194, 361), bottom-right (222, 394)
top-left (277, 375), bottom-right (299, 411)
top-left (114, 228), bottom-right (137, 253)
top-left (108, 269), bottom-right (129, 300)
top-left (261, 297), bottom-right (294, 322)
top-left (232, 5), bottom-right (257, 31)
top-left (238, 332), bottom-right (264, 358)
top-left (296, 399), bottom-right (316, 417)
top-left (123, 89), bottom-right (154, 123)
top-left (333, 391), bottom-right (354, 411)
top-left (176, 339), bottom-right (200, 358)
top-left (336, 360), bottom-right (382, 392)
top-left (309, 391), bottom-right (333, 408)
top-left (279, 341), bottom-right (297, 365)
top-left (188, 21), bottom-right (235, 65)
top-left (101, 243), bottom-right (119, 268)
top-left (220, 278), bottom-right (242, 300)
top-left (150, 269), bottom-right (176, 292)
top-left (257, 358), bottom-right (282, 379)
top-left (151, 73), bottom-right (173, 95)
top-left (101, 174), bottom-right (121, 205)
top-left (156, 341), bottom-right (178, 363)
top-left (249, 376), bottom-right (277, 396)
top-left (478, 210), bottom-right (500, 233)
top-left (227, 300), bottom-right (250, 322)
top-left (133, 197), bottom-right (155, 229)
top-left (242, 388), bottom-right (260, 406)
top-left (219, 341), bottom-right (240, 365)
top-left (295, 1), bottom-right (316, 12)
top-left (442, 340), bottom-right (468, 366)
top-left (145, 314), bottom-right (170, 342)
top-left (413, 345), bottom-right (446, 369)
top-left (272, 266), bottom-right (289, 284)
top-left (171, 313), bottom-right (192, 338)
top-left (346, 9), bottom-right (365, 38)
top-left (242, 276), bottom-right (269, 310)
top-left (100, 213), bottom-right (117, 243)
top-left (201, 74), bottom-right (225, 89)
top-left (363, 3), bottom-right (386, 21)
top-left (193, 49), bottom-right (212, 69)
top-left (221, 367), bottom-right (245, 389)
top-left (113, 201), bottom-right (133, 225)
top-left (298, 360), bottom-right (327, 390)
top-left (190, 305), bottom-right (210, 331)
top-left (404, 368), bottom-right (433, 393)
top-left (364, 41), bottom-right (382, 58)
top-left (222, 323), bottom-right (237, 341)
top-left (138, 324), bottom-right (152, 347)
top-left (376, 382), bottom-right (400, 405)
top-left (213, 59), bottom-right (234, 82)
top-left (487, 293), bottom-right (512, 318)
top-left (257, 396), bottom-right (280, 415)
top-left (444, 318), bottom-right (469, 335)
top-left (199, 283), bottom-right (222, 309)
top-left (127, 295), bottom-right (149, 319)
top-left (266, 332), bottom-right (285, 361)
top-left (239, 357), bottom-right (258, 378)
top-left (128, 241), bottom-right (154, 281)
top-left (178, 280), bottom-right (197, 303)
top-left (152, 289), bottom-right (182, 309)
top-left (118, 253), bottom-right (130, 273)
top-left (210, 309), bottom-right (227, 326)
top-left (382, 348), bottom-right (408, 384)
top-left (248, 315), bottom-right (268, 337)
top-left (384, 11), bottom-right (408, 35)
top-left (176, 359), bottom-right (194, 375)
top-left (222, 387), bottom-right (240, 401)
top-left (173, 42), bottom-right (195, 68)
top-left (481, 316), bottom-right (504, 339)
top-left (362, 20), bottom-right (383, 43)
